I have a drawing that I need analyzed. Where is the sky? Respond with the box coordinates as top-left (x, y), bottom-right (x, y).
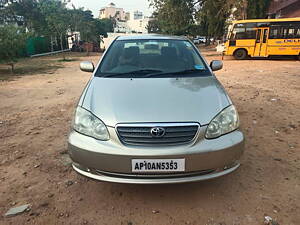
top-left (69, 0), bottom-right (153, 18)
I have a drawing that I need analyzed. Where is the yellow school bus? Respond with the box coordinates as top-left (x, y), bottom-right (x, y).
top-left (224, 18), bottom-right (300, 59)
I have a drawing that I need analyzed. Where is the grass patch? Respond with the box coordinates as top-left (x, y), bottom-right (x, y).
top-left (0, 52), bottom-right (101, 81)
top-left (0, 58), bottom-right (63, 81)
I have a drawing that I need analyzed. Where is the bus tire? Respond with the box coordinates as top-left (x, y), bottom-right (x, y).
top-left (234, 49), bottom-right (248, 60)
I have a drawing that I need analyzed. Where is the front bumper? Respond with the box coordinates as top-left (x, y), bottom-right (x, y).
top-left (68, 126), bottom-right (245, 184)
top-left (72, 163), bottom-right (240, 184)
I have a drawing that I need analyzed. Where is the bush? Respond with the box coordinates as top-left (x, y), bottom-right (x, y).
top-left (0, 25), bottom-right (28, 73)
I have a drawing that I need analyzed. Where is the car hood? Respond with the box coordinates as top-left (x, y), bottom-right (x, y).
top-left (82, 76), bottom-right (231, 127)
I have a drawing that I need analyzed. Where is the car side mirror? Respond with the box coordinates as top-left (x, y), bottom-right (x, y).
top-left (210, 60), bottom-right (223, 71)
top-left (80, 61), bottom-right (94, 73)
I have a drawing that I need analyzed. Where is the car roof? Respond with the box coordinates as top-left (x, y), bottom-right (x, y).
top-left (116, 34), bottom-right (189, 41)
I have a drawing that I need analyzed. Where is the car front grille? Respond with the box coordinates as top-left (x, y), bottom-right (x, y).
top-left (116, 123), bottom-right (199, 146)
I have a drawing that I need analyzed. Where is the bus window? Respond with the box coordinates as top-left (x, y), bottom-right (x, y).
top-left (263, 30), bottom-right (268, 43)
top-left (231, 23), bottom-right (257, 40)
top-left (270, 28), bottom-right (279, 39)
top-left (256, 30), bottom-right (261, 43)
top-left (246, 23), bottom-right (257, 28)
top-left (231, 27), bottom-right (245, 40)
top-left (269, 22), bottom-right (300, 39)
top-left (288, 28), bottom-right (295, 38)
top-left (295, 28), bottom-right (300, 38)
top-left (279, 27), bottom-right (286, 38)
top-left (245, 28), bottom-right (256, 39)
top-left (283, 28), bottom-right (289, 38)
top-left (269, 25), bottom-right (284, 39)
top-left (235, 23), bottom-right (246, 28)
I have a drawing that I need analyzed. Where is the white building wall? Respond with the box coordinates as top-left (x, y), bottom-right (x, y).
top-left (127, 17), bottom-right (150, 33)
top-left (114, 21), bottom-right (131, 33)
top-left (99, 4), bottom-right (126, 20)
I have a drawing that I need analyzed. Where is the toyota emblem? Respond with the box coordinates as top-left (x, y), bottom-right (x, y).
top-left (150, 127), bottom-right (166, 138)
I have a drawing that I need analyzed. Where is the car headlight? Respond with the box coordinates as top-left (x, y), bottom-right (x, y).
top-left (73, 106), bottom-right (109, 140)
top-left (205, 105), bottom-right (239, 139)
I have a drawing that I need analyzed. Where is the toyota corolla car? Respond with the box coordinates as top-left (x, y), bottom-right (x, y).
top-left (68, 35), bottom-right (245, 184)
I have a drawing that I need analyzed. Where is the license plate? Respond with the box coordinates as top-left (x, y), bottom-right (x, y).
top-left (132, 159), bottom-right (185, 172)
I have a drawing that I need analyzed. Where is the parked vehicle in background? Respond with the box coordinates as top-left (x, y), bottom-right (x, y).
top-left (71, 41), bottom-right (100, 52)
top-left (68, 35), bottom-right (245, 184)
top-left (193, 38), bottom-right (201, 44)
top-left (193, 36), bottom-right (206, 44)
top-left (224, 17), bottom-right (300, 60)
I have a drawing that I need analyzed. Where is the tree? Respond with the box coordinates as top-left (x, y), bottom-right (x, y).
top-left (148, 0), bottom-right (272, 43)
top-left (246, 0), bottom-right (271, 19)
top-left (149, 0), bottom-right (229, 38)
top-left (0, 0), bottom-right (123, 59)
top-left (229, 0), bottom-right (271, 19)
top-left (149, 0), bottom-right (195, 35)
top-left (94, 18), bottom-right (113, 38)
top-left (70, 9), bottom-right (95, 55)
top-left (196, 0), bottom-right (231, 43)
top-left (74, 9), bottom-right (94, 41)
top-left (68, 8), bottom-right (114, 54)
top-left (2, 0), bottom-right (70, 54)
top-left (0, 25), bottom-right (28, 73)
top-left (147, 18), bottom-right (161, 33)
top-left (8, 0), bottom-right (46, 33)
top-left (228, 0), bottom-right (248, 20)
top-left (38, 0), bottom-right (71, 58)
top-left (98, 18), bottom-right (114, 35)
top-left (188, 24), bottom-right (203, 37)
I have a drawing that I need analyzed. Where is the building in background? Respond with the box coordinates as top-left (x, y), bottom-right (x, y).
top-left (268, 0), bottom-right (300, 18)
top-left (133, 11), bottom-right (143, 20)
top-left (114, 17), bottom-right (151, 34)
top-left (99, 3), bottom-right (151, 34)
top-left (125, 12), bottom-right (131, 21)
top-left (113, 11), bottom-right (151, 33)
top-left (127, 16), bottom-right (151, 33)
top-left (99, 2), bottom-right (127, 21)
top-left (114, 21), bottom-right (131, 33)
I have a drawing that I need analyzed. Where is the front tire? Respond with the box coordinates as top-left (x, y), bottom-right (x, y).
top-left (234, 49), bottom-right (247, 60)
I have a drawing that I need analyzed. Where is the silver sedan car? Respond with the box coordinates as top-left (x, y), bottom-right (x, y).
top-left (68, 35), bottom-right (245, 184)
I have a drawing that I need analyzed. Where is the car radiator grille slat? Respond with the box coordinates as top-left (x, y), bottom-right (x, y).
top-left (120, 131), bottom-right (196, 138)
top-left (116, 124), bottom-right (199, 146)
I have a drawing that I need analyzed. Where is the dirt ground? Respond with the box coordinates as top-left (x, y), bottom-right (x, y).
top-left (0, 51), bottom-right (299, 225)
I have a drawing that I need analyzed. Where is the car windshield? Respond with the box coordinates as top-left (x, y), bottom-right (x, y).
top-left (96, 39), bottom-right (210, 78)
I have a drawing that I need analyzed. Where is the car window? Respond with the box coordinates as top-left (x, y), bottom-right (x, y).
top-left (96, 39), bottom-right (209, 78)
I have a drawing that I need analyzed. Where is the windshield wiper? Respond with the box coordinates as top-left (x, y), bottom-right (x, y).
top-left (101, 69), bottom-right (163, 78)
top-left (145, 69), bottom-right (206, 77)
